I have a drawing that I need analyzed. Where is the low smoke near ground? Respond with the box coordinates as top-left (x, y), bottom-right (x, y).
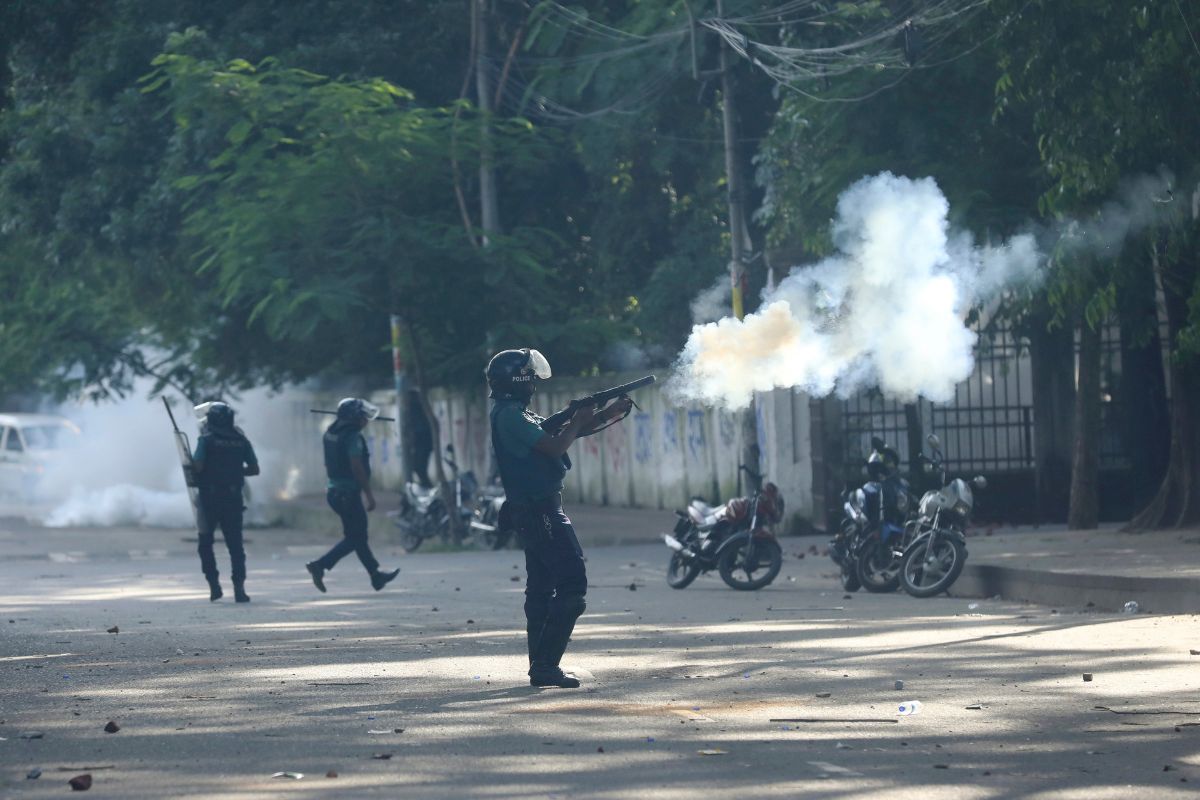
top-left (671, 172), bottom-right (1043, 409)
top-left (22, 382), bottom-right (294, 528)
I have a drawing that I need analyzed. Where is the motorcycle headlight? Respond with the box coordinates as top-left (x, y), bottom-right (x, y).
top-left (953, 500), bottom-right (971, 516)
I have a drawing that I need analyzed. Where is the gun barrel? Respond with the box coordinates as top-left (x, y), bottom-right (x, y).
top-left (594, 374), bottom-right (656, 403)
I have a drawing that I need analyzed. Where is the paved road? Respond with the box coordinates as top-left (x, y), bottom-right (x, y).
top-left (2, 523), bottom-right (1199, 798)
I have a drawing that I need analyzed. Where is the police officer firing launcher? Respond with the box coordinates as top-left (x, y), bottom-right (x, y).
top-left (487, 348), bottom-right (638, 689)
top-left (192, 402), bottom-right (259, 603)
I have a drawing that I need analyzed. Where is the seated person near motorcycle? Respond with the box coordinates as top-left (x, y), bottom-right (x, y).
top-left (486, 348), bottom-right (632, 689)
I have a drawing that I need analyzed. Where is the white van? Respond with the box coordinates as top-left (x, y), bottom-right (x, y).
top-left (0, 413), bottom-right (82, 499)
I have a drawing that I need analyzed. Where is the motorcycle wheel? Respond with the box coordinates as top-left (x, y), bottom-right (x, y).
top-left (840, 560), bottom-right (861, 592)
top-left (717, 537), bottom-right (782, 591)
top-left (900, 535), bottom-right (967, 597)
top-left (855, 532), bottom-right (901, 593)
top-left (666, 552), bottom-right (701, 589)
top-left (400, 527), bottom-right (423, 553)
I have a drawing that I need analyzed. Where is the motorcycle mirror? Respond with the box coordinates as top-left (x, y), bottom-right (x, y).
top-left (972, 475), bottom-right (988, 489)
top-left (926, 433), bottom-right (941, 450)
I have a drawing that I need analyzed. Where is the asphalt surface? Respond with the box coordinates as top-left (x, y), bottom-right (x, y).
top-left (2, 520), bottom-right (1199, 798)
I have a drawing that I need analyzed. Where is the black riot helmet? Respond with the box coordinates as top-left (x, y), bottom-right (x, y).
top-left (336, 397), bottom-right (381, 424)
top-left (485, 348), bottom-right (552, 400)
top-left (194, 401), bottom-right (234, 431)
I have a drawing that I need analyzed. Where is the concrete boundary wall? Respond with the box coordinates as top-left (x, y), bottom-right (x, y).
top-left (268, 377), bottom-right (816, 531)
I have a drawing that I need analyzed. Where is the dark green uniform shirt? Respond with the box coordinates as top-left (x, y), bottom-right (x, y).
top-left (490, 399), bottom-right (566, 502)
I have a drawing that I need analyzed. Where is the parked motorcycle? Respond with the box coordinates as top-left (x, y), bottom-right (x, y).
top-left (829, 438), bottom-right (911, 593)
top-left (899, 434), bottom-right (987, 597)
top-left (391, 445), bottom-right (478, 552)
top-left (466, 477), bottom-right (514, 550)
top-left (662, 469), bottom-right (785, 591)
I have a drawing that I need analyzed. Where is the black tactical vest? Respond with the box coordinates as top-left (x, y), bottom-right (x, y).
top-left (197, 429), bottom-right (248, 489)
top-left (324, 422), bottom-right (369, 483)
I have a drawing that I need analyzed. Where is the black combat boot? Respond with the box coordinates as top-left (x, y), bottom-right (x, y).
top-left (528, 600), bottom-right (584, 688)
top-left (233, 582), bottom-right (250, 603)
top-left (305, 562), bottom-right (327, 593)
top-left (207, 576), bottom-right (223, 602)
top-left (370, 568), bottom-right (400, 591)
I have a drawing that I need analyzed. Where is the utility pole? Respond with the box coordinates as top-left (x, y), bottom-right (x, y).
top-left (475, 0), bottom-right (500, 244)
top-left (716, 0), bottom-right (761, 489)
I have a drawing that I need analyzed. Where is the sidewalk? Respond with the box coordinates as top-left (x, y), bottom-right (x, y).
top-left (271, 495), bottom-right (1200, 614)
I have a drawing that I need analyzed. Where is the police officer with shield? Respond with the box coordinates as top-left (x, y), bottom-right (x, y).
top-left (306, 398), bottom-right (400, 593)
top-left (487, 349), bottom-right (632, 688)
top-left (192, 402), bottom-right (259, 602)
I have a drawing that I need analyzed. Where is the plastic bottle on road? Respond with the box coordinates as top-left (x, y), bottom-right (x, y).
top-left (1122, 601), bottom-right (1140, 614)
top-left (897, 701), bottom-right (922, 716)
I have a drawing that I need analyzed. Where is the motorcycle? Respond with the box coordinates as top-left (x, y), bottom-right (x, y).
top-left (829, 438), bottom-right (912, 593)
top-left (391, 444), bottom-right (479, 552)
top-left (466, 477), bottom-right (514, 550)
top-left (899, 434), bottom-right (987, 597)
top-left (662, 469), bottom-right (785, 591)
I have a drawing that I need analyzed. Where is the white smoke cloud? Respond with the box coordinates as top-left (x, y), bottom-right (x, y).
top-left (690, 276), bottom-right (732, 324)
top-left (672, 172), bottom-right (1043, 409)
top-left (26, 380), bottom-right (294, 528)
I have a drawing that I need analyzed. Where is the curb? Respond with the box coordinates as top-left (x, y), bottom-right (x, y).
top-left (953, 563), bottom-right (1200, 614)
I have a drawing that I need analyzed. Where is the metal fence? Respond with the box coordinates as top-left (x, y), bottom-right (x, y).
top-left (837, 314), bottom-right (1137, 509)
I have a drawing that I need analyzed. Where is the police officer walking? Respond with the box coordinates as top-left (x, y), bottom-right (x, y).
top-left (192, 402), bottom-right (259, 603)
top-left (487, 349), bottom-right (631, 688)
top-left (306, 398), bottom-right (400, 593)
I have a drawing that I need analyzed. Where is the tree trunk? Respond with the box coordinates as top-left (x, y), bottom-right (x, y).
top-left (1029, 303), bottom-right (1075, 523)
top-left (1116, 241), bottom-right (1170, 509)
top-left (1068, 319), bottom-right (1102, 529)
top-left (475, 0), bottom-right (500, 244)
top-left (1127, 245), bottom-right (1200, 530)
top-left (401, 316), bottom-right (467, 545)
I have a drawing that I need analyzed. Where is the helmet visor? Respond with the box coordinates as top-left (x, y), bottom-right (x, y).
top-left (193, 402), bottom-right (216, 419)
top-left (527, 349), bottom-right (552, 379)
top-left (359, 400), bottom-right (381, 421)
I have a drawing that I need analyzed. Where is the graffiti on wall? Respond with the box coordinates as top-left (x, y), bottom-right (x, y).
top-left (633, 412), bottom-right (653, 464)
top-left (662, 410), bottom-right (679, 453)
top-left (686, 410), bottom-right (707, 461)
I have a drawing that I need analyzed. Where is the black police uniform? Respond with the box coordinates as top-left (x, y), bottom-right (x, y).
top-left (194, 424), bottom-right (257, 601)
top-left (491, 397), bottom-right (588, 684)
top-left (312, 420), bottom-right (382, 578)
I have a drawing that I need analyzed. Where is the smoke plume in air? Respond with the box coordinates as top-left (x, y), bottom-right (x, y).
top-left (672, 173), bottom-right (1042, 408)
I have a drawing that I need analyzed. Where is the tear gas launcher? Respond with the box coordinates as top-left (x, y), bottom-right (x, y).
top-left (540, 375), bottom-right (656, 436)
top-left (162, 397), bottom-right (205, 529)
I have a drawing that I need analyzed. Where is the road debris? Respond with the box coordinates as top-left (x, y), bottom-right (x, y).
top-left (698, 749), bottom-right (728, 755)
top-left (897, 701), bottom-right (922, 716)
top-left (771, 718), bottom-right (898, 724)
top-left (628, 583), bottom-right (637, 591)
top-left (326, 770), bottom-right (338, 778)
top-left (815, 692), bottom-right (831, 698)
top-left (1095, 705), bottom-right (1198, 715)
top-left (1082, 673), bottom-right (1093, 682)
top-left (106, 626), bottom-right (119, 634)
top-left (271, 772), bottom-right (303, 779)
top-left (1122, 601), bottom-right (1140, 614)
top-left (19, 731), bottom-right (44, 739)
top-left (26, 768), bottom-right (41, 780)
top-left (965, 704), bottom-right (988, 710)
top-left (103, 721), bottom-right (120, 733)
top-left (371, 753), bottom-right (393, 760)
top-left (68, 773), bottom-right (92, 791)
top-left (894, 680), bottom-right (904, 691)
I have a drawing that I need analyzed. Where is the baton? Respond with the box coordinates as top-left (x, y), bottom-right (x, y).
top-left (310, 409), bottom-right (396, 422)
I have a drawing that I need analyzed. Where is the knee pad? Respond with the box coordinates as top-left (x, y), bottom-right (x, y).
top-left (554, 591), bottom-right (586, 623)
